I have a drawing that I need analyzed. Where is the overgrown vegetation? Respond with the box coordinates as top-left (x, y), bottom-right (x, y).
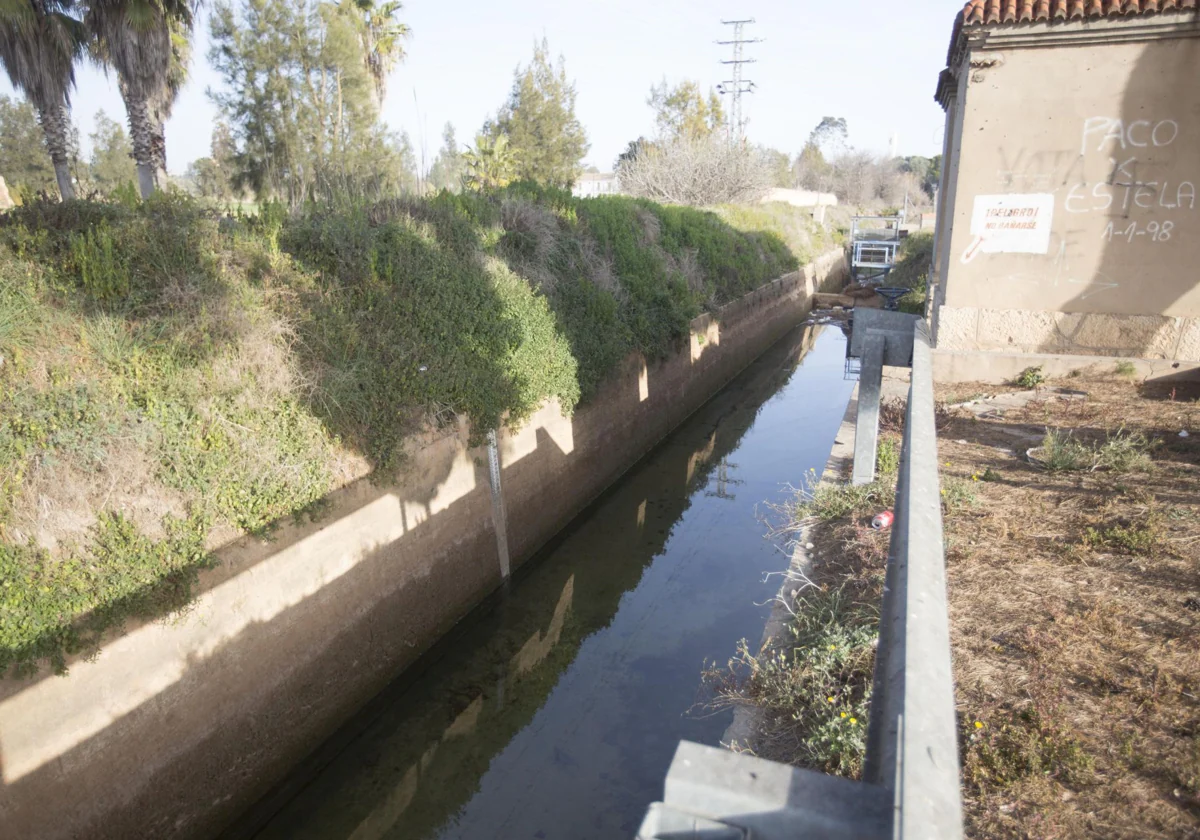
top-left (703, 462), bottom-right (900, 776)
top-left (711, 202), bottom-right (844, 274)
top-left (705, 585), bottom-right (877, 777)
top-left (884, 231), bottom-right (934, 316)
top-left (0, 188), bottom-right (802, 675)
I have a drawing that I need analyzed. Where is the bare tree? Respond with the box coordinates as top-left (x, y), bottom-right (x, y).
top-left (619, 135), bottom-right (771, 206)
top-left (827, 151), bottom-right (930, 208)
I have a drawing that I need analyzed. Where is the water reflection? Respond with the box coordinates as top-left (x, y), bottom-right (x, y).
top-left (236, 325), bottom-right (854, 840)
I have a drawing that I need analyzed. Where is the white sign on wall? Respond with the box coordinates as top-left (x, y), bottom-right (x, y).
top-left (963, 193), bottom-right (1055, 263)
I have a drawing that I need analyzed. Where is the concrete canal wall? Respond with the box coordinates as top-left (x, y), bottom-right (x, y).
top-left (0, 250), bottom-right (848, 840)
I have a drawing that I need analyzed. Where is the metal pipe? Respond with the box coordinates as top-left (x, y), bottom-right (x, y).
top-left (486, 429), bottom-right (511, 580)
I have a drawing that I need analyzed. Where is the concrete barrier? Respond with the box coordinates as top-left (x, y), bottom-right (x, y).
top-left (0, 250), bottom-right (849, 840)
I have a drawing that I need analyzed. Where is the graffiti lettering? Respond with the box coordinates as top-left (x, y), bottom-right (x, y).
top-left (1081, 116), bottom-right (1179, 154)
top-left (1064, 180), bottom-right (1196, 214)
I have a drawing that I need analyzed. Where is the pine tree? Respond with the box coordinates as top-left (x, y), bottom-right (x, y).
top-left (88, 109), bottom-right (136, 193)
top-left (647, 79), bottom-right (726, 141)
top-left (209, 0), bottom-right (408, 203)
top-left (487, 38), bottom-right (588, 189)
top-left (0, 96), bottom-right (56, 199)
top-left (427, 122), bottom-right (464, 192)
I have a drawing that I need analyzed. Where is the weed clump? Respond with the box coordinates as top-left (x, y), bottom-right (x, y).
top-left (1082, 516), bottom-right (1162, 556)
top-left (795, 474), bottom-right (896, 522)
top-left (1036, 428), bottom-right (1154, 474)
top-left (963, 704), bottom-right (1095, 791)
top-left (877, 436), bottom-right (900, 477)
top-left (705, 585), bottom-right (877, 777)
top-left (1015, 365), bottom-right (1046, 388)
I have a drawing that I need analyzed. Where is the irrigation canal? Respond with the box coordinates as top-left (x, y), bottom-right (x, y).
top-left (228, 323), bottom-right (855, 840)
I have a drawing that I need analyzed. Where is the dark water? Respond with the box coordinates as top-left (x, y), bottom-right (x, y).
top-left (233, 325), bottom-right (854, 840)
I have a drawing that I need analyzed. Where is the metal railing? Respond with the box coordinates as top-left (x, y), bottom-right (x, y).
top-left (637, 320), bottom-right (963, 839)
top-left (863, 320), bottom-right (964, 836)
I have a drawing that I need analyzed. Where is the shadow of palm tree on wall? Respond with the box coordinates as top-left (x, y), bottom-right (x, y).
top-left (1041, 22), bottom-right (1200, 360)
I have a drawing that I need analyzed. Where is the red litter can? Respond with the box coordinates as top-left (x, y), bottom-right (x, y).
top-left (872, 511), bottom-right (895, 531)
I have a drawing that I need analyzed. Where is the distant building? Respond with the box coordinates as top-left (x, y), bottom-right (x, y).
top-left (573, 172), bottom-right (621, 199)
top-left (929, 0), bottom-right (1200, 367)
top-left (761, 188), bottom-right (838, 209)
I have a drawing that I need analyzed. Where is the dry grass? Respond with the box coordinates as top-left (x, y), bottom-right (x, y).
top-left (936, 373), bottom-right (1200, 838)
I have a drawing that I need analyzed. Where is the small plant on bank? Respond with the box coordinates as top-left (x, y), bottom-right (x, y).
top-left (1039, 429), bottom-right (1095, 472)
top-left (963, 703), bottom-right (1095, 792)
top-left (1115, 360), bottom-right (1137, 378)
top-left (795, 471), bottom-right (896, 522)
top-left (940, 477), bottom-right (978, 514)
top-left (1015, 365), bottom-right (1046, 389)
top-left (1037, 428), bottom-right (1155, 474)
top-left (877, 436), bottom-right (900, 477)
top-left (1082, 515), bottom-right (1162, 556)
top-left (703, 584), bottom-right (877, 778)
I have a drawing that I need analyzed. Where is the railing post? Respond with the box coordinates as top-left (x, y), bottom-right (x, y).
top-left (852, 333), bottom-right (885, 486)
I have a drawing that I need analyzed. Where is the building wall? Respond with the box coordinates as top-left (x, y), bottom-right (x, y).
top-left (0, 252), bottom-right (848, 840)
top-left (933, 29), bottom-right (1200, 360)
top-left (760, 188), bottom-right (839, 208)
top-left (572, 176), bottom-right (621, 198)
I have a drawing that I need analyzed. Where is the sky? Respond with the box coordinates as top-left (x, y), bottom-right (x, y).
top-left (0, 0), bottom-right (968, 175)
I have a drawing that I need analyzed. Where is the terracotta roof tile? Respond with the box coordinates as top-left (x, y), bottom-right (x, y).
top-left (962, 0), bottom-right (1197, 26)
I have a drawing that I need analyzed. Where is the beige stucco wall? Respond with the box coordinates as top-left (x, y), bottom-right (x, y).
top-left (0, 250), bottom-right (848, 840)
top-left (933, 27), bottom-right (1200, 359)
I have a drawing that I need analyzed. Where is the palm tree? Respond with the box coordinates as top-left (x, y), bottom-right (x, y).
top-left (462, 134), bottom-right (517, 192)
top-left (86, 0), bottom-right (195, 198)
top-left (0, 0), bottom-right (89, 200)
top-left (338, 0), bottom-right (408, 110)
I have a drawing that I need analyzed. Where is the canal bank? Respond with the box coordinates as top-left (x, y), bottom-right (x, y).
top-left (0, 252), bottom-right (849, 840)
top-left (229, 325), bottom-right (856, 840)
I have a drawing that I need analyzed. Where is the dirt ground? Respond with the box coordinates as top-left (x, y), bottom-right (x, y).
top-left (933, 372), bottom-right (1200, 838)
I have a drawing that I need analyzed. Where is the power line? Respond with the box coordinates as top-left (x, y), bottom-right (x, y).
top-left (716, 18), bottom-right (761, 145)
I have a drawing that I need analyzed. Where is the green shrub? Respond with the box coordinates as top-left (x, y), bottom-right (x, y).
top-left (705, 584), bottom-right (877, 777)
top-left (1082, 516), bottom-right (1161, 556)
top-left (1037, 428), bottom-right (1154, 474)
top-left (1096, 429), bottom-right (1154, 473)
top-left (70, 223), bottom-right (127, 300)
top-left (886, 232), bottom-right (934, 316)
top-left (941, 477), bottom-right (978, 514)
top-left (1114, 360), bottom-right (1137, 377)
top-left (1039, 429), bottom-right (1094, 472)
top-left (1015, 365), bottom-right (1046, 388)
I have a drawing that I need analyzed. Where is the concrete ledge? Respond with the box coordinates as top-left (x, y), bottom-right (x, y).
top-left (932, 348), bottom-right (1200, 384)
top-left (935, 305), bottom-right (1200, 362)
top-left (638, 742), bottom-right (890, 840)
